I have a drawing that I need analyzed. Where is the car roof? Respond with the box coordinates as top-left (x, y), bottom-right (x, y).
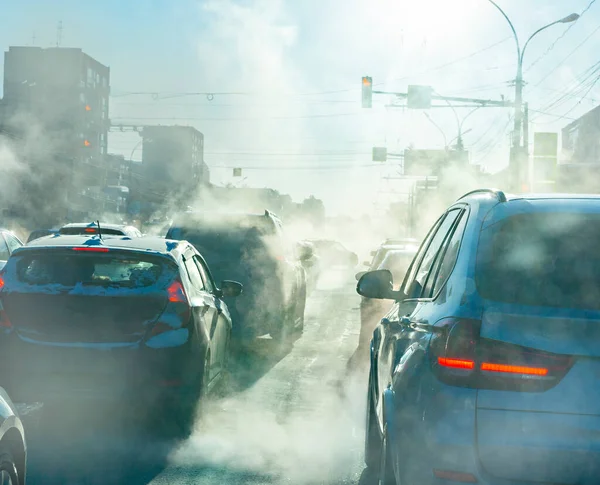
top-left (15, 235), bottom-right (188, 260)
top-left (508, 193), bottom-right (600, 201)
top-left (60, 222), bottom-right (130, 231)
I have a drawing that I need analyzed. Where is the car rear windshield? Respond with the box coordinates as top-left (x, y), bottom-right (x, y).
top-left (477, 212), bottom-right (600, 310)
top-left (12, 252), bottom-right (170, 289)
top-left (59, 227), bottom-right (125, 236)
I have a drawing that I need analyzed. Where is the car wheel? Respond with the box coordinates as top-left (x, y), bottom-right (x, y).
top-left (378, 425), bottom-right (396, 485)
top-left (0, 446), bottom-right (19, 485)
top-left (294, 284), bottom-right (307, 338)
top-left (365, 369), bottom-right (382, 469)
top-left (270, 309), bottom-right (291, 350)
top-left (153, 354), bottom-right (210, 440)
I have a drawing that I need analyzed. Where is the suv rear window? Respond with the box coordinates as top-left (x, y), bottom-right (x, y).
top-left (477, 212), bottom-right (600, 310)
top-left (13, 252), bottom-right (169, 289)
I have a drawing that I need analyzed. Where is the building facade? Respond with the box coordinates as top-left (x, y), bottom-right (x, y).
top-left (1, 46), bottom-right (110, 221)
top-left (2, 46), bottom-right (110, 159)
top-left (558, 104), bottom-right (600, 193)
top-left (141, 125), bottom-right (209, 201)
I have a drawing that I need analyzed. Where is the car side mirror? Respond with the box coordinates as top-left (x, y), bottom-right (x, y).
top-left (356, 270), bottom-right (403, 300)
top-left (219, 280), bottom-right (243, 298)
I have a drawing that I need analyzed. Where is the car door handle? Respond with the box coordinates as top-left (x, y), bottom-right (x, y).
top-left (406, 319), bottom-right (445, 334)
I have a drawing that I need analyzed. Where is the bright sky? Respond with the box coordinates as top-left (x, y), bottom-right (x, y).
top-left (1, 0), bottom-right (599, 215)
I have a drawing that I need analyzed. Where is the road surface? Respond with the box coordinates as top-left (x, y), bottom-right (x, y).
top-left (20, 269), bottom-right (373, 484)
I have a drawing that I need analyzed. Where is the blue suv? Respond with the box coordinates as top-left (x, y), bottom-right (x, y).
top-left (358, 189), bottom-right (600, 485)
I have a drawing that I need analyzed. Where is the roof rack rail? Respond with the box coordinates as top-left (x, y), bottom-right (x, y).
top-left (457, 188), bottom-right (507, 203)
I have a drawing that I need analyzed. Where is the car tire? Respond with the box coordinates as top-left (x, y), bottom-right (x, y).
top-left (270, 308), bottom-right (292, 350)
top-left (293, 284), bottom-right (307, 338)
top-left (379, 425), bottom-right (396, 485)
top-left (0, 446), bottom-right (20, 485)
top-left (365, 369), bottom-right (382, 470)
top-left (151, 354), bottom-right (210, 440)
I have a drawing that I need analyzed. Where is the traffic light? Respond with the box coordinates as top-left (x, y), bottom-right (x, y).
top-left (362, 76), bottom-right (372, 108)
top-left (84, 140), bottom-right (91, 147)
top-left (233, 168), bottom-right (242, 177)
top-left (85, 105), bottom-right (92, 112)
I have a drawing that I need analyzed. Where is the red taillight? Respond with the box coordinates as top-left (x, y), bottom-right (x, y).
top-left (84, 228), bottom-right (97, 233)
top-left (433, 469), bottom-right (478, 483)
top-left (438, 357), bottom-right (474, 370)
top-left (167, 281), bottom-right (188, 303)
top-left (0, 276), bottom-right (4, 292)
top-left (430, 318), bottom-right (573, 391)
top-left (72, 247), bottom-right (109, 252)
top-left (146, 280), bottom-right (191, 340)
top-left (480, 362), bottom-right (548, 376)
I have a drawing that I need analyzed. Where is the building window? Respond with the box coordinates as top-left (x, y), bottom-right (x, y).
top-left (101, 97), bottom-right (108, 119)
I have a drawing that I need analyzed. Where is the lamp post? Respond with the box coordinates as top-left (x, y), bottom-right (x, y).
top-left (487, 1), bottom-right (579, 191)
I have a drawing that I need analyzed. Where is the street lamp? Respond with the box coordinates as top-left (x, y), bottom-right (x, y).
top-left (487, 0), bottom-right (579, 190)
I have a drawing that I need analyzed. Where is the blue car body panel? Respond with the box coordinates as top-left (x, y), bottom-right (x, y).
top-left (367, 192), bottom-right (600, 485)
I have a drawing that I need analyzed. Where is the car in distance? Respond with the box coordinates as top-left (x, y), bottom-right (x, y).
top-left (0, 235), bottom-right (241, 436)
top-left (348, 247), bottom-right (418, 372)
top-left (58, 222), bottom-right (142, 238)
top-left (305, 239), bottom-right (358, 269)
top-left (0, 231), bottom-right (23, 271)
top-left (26, 228), bottom-right (59, 243)
top-left (360, 189), bottom-right (600, 485)
top-left (166, 210), bottom-right (308, 346)
top-left (362, 239), bottom-right (419, 272)
top-left (296, 240), bottom-right (321, 294)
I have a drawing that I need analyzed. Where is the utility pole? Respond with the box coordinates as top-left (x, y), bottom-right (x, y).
top-left (56, 21), bottom-right (63, 47)
top-left (486, 0), bottom-right (579, 191)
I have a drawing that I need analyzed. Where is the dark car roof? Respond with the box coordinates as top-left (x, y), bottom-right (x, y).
top-left (60, 222), bottom-right (130, 231)
top-left (15, 235), bottom-right (188, 260)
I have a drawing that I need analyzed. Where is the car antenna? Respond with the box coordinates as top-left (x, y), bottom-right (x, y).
top-left (96, 220), bottom-right (103, 240)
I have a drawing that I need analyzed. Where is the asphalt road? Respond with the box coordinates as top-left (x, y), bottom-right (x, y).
top-left (19, 269), bottom-right (372, 485)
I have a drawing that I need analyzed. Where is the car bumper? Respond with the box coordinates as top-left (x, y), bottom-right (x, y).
top-left (388, 365), bottom-right (600, 485)
top-left (0, 332), bottom-right (192, 404)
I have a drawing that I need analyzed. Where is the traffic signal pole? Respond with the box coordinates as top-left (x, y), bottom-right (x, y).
top-left (486, 0), bottom-right (580, 191)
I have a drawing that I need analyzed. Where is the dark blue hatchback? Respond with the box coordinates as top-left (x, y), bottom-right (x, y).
top-left (0, 235), bottom-right (241, 434)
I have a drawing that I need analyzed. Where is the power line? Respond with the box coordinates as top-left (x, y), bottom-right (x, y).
top-left (110, 87), bottom-right (357, 100)
top-left (393, 37), bottom-right (511, 82)
top-left (525, 0), bottom-right (598, 73)
top-left (210, 164), bottom-right (384, 171)
top-left (110, 111), bottom-right (370, 122)
top-left (528, 108), bottom-right (577, 120)
top-left (205, 150), bottom-right (370, 156)
top-left (554, 72), bottom-right (600, 120)
top-left (532, 61), bottom-right (600, 120)
top-left (111, 100), bottom-right (357, 108)
top-left (531, 23), bottom-right (600, 89)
